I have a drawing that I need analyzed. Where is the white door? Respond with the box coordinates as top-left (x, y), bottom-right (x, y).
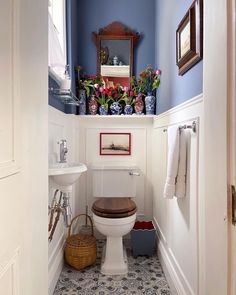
top-left (0, 1), bottom-right (21, 293)
top-left (0, 1), bottom-right (48, 295)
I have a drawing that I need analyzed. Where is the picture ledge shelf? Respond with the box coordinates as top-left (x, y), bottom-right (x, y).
top-left (77, 115), bottom-right (157, 119)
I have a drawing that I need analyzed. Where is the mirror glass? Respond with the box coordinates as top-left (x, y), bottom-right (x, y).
top-left (100, 39), bottom-right (131, 86)
top-left (92, 22), bottom-right (140, 87)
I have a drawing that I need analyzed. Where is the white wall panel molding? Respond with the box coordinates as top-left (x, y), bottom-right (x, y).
top-left (0, 0), bottom-right (20, 179)
top-left (48, 106), bottom-right (79, 293)
top-left (154, 94), bottom-right (203, 124)
top-left (0, 248), bottom-right (20, 295)
top-left (152, 96), bottom-right (203, 295)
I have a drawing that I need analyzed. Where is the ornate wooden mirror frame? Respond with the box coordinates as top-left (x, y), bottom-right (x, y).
top-left (92, 22), bottom-right (140, 85)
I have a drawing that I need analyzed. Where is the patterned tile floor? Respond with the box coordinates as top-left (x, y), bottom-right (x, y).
top-left (53, 240), bottom-right (171, 295)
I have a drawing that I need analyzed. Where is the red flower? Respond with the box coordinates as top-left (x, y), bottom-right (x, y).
top-left (108, 91), bottom-right (113, 97)
top-left (130, 90), bottom-right (135, 97)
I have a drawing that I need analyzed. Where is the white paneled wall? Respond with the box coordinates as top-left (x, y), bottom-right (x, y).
top-left (152, 95), bottom-right (203, 295)
top-left (48, 97), bottom-right (204, 295)
top-left (48, 106), bottom-right (79, 295)
top-left (77, 117), bottom-right (154, 219)
top-left (48, 110), bottom-right (154, 292)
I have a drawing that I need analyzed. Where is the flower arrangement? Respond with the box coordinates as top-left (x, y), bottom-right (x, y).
top-left (75, 64), bottom-right (161, 115)
top-left (76, 66), bottom-right (103, 97)
top-left (120, 86), bottom-right (135, 106)
top-left (130, 66), bottom-right (161, 96)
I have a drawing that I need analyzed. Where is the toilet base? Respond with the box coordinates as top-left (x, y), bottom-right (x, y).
top-left (101, 237), bottom-right (128, 275)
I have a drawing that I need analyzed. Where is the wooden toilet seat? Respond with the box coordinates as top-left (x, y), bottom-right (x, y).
top-left (92, 197), bottom-right (137, 218)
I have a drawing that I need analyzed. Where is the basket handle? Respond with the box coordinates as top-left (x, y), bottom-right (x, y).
top-left (68, 214), bottom-right (94, 237)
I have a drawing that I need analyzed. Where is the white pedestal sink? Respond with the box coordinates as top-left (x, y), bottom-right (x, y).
top-left (48, 162), bottom-right (87, 227)
top-left (49, 162), bottom-right (87, 192)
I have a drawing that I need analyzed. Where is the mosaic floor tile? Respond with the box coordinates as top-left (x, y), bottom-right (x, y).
top-left (53, 240), bottom-right (171, 295)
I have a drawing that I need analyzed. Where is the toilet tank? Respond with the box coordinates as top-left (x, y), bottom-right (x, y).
top-left (92, 166), bottom-right (140, 198)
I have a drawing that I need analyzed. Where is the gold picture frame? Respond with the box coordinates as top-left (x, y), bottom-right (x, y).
top-left (176, 0), bottom-right (203, 75)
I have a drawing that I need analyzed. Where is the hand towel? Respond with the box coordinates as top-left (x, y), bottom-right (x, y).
top-left (175, 129), bottom-right (187, 198)
top-left (163, 125), bottom-right (180, 199)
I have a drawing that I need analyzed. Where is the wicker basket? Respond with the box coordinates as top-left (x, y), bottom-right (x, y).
top-left (64, 214), bottom-right (97, 270)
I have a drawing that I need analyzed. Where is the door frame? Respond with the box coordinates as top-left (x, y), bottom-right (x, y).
top-left (227, 0), bottom-right (236, 294)
top-left (202, 0), bottom-right (228, 294)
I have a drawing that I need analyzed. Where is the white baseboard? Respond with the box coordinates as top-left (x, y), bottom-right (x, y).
top-left (158, 238), bottom-right (186, 295)
top-left (158, 246), bottom-right (178, 295)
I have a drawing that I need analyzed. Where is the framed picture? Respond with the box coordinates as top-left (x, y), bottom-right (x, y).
top-left (176, 0), bottom-right (203, 75)
top-left (100, 133), bottom-right (131, 156)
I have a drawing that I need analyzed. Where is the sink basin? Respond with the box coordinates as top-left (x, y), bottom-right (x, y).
top-left (49, 162), bottom-right (87, 188)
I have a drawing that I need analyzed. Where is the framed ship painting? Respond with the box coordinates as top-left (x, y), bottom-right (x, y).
top-left (100, 133), bottom-right (131, 155)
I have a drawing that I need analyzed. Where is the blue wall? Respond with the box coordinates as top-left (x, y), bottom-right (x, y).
top-left (155, 0), bottom-right (203, 114)
top-left (67, 0), bottom-right (80, 94)
top-left (76, 0), bottom-right (156, 76)
top-left (50, 0), bottom-right (203, 115)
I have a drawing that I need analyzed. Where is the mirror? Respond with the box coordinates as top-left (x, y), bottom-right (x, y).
top-left (92, 22), bottom-right (140, 87)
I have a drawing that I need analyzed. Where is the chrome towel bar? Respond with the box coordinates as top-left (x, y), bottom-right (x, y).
top-left (163, 121), bottom-right (197, 133)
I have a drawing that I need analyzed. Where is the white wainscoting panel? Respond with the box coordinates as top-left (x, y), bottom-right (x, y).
top-left (0, 248), bottom-right (20, 295)
top-left (48, 106), bottom-right (79, 295)
top-left (152, 95), bottom-right (203, 295)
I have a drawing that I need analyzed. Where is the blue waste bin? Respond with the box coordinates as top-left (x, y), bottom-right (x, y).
top-left (131, 221), bottom-right (156, 257)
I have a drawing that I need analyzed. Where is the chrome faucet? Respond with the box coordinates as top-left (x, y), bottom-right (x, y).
top-left (58, 139), bottom-right (68, 163)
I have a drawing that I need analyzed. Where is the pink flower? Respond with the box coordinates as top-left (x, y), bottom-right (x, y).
top-left (156, 69), bottom-right (161, 75)
top-left (99, 86), bottom-right (104, 93)
top-left (124, 86), bottom-right (129, 92)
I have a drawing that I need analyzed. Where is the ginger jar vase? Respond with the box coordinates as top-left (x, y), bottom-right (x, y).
top-left (145, 92), bottom-right (156, 115)
top-left (99, 104), bottom-right (108, 115)
top-left (110, 102), bottom-right (122, 115)
top-left (124, 104), bottom-right (133, 115)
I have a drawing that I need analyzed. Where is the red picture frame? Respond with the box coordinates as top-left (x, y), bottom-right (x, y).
top-left (100, 133), bottom-right (131, 156)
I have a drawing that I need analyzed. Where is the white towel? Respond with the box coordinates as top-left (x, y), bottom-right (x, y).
top-left (175, 130), bottom-right (187, 198)
top-left (163, 126), bottom-right (180, 199)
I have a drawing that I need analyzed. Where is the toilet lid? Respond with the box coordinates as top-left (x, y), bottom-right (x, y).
top-left (92, 197), bottom-right (137, 218)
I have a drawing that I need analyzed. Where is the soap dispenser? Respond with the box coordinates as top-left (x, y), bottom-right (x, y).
top-left (60, 64), bottom-right (71, 91)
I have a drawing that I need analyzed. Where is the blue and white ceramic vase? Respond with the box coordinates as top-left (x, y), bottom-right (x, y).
top-left (110, 102), bottom-right (122, 115)
top-left (99, 104), bottom-right (108, 115)
top-left (145, 92), bottom-right (156, 115)
top-left (124, 104), bottom-right (133, 115)
top-left (79, 89), bottom-right (86, 115)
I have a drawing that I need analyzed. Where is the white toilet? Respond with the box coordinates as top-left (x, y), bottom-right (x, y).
top-left (91, 166), bottom-right (139, 275)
